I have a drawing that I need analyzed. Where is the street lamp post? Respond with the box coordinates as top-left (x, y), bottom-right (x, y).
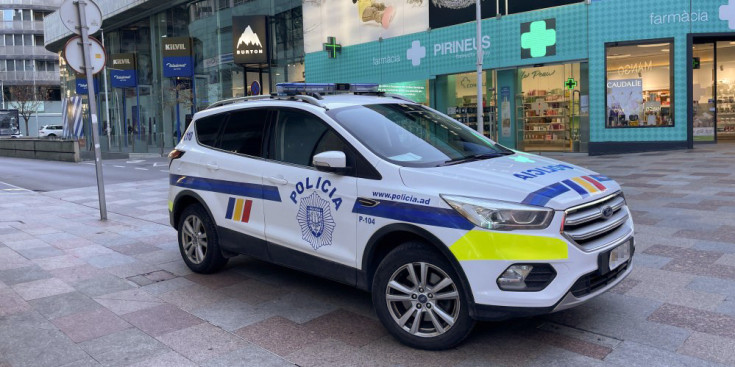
top-left (476, 0), bottom-right (483, 136)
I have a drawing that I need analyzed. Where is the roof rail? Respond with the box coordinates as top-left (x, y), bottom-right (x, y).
top-left (205, 95), bottom-right (273, 109)
top-left (203, 94), bottom-right (328, 111)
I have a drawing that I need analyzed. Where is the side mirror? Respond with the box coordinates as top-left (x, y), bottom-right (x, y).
top-left (313, 151), bottom-right (347, 173)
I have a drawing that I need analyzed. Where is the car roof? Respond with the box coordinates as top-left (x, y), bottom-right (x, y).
top-left (194, 94), bottom-right (412, 121)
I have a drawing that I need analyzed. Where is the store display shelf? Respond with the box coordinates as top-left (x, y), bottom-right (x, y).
top-left (522, 139), bottom-right (569, 143)
top-left (524, 115), bottom-right (567, 118)
top-left (524, 129), bottom-right (568, 132)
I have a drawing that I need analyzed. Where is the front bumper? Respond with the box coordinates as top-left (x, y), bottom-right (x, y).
top-left (470, 256), bottom-right (633, 321)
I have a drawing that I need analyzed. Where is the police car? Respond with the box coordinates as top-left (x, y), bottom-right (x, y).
top-left (168, 83), bottom-right (634, 350)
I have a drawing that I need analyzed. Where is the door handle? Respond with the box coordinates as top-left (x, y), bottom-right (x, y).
top-left (357, 197), bottom-right (380, 207)
top-left (267, 176), bottom-right (288, 185)
top-left (206, 162), bottom-right (219, 170)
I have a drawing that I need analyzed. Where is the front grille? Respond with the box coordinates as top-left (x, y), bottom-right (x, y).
top-left (563, 192), bottom-right (631, 252)
top-left (570, 261), bottom-right (630, 298)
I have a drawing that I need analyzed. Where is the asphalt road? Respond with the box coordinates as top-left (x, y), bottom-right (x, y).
top-left (0, 156), bottom-right (170, 192)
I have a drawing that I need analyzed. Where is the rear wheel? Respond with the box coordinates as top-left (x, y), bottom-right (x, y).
top-left (47, 134), bottom-right (56, 137)
top-left (177, 204), bottom-right (228, 273)
top-left (372, 242), bottom-right (475, 350)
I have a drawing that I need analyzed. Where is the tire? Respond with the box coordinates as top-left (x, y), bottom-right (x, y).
top-left (177, 203), bottom-right (228, 273)
top-left (372, 242), bottom-right (475, 350)
top-left (47, 134), bottom-right (56, 137)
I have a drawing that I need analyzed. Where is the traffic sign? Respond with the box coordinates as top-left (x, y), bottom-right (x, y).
top-left (63, 36), bottom-right (106, 75)
top-left (251, 81), bottom-right (261, 95)
top-left (59, 0), bottom-right (102, 35)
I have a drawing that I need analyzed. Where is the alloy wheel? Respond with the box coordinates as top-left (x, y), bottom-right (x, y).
top-left (181, 214), bottom-right (208, 264)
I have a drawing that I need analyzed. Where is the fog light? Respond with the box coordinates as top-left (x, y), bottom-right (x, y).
top-left (497, 264), bottom-right (557, 291)
top-left (497, 265), bottom-right (533, 290)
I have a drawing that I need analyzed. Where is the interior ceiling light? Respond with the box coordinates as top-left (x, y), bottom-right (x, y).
top-left (637, 43), bottom-right (670, 48)
top-left (607, 54), bottom-right (632, 59)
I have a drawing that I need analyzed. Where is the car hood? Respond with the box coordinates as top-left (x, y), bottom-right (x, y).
top-left (398, 152), bottom-right (621, 211)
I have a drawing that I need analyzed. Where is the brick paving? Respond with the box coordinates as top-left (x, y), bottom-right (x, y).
top-left (1, 144), bottom-right (735, 366)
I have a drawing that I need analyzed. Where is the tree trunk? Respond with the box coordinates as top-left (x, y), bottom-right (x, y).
top-left (23, 117), bottom-right (30, 136)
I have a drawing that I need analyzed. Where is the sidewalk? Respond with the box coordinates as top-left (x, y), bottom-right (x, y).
top-left (2, 145), bottom-right (735, 366)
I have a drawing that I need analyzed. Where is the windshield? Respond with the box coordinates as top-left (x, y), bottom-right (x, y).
top-left (327, 103), bottom-right (511, 167)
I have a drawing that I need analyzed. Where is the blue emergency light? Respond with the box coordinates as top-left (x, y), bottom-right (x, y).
top-left (276, 83), bottom-right (379, 96)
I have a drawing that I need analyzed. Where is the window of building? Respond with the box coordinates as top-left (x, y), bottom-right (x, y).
top-left (13, 10), bottom-right (21, 21)
top-left (33, 10), bottom-right (45, 21)
top-left (24, 59), bottom-right (33, 71)
top-left (34, 34), bottom-right (43, 46)
top-left (605, 40), bottom-right (674, 128)
top-left (23, 35), bottom-right (31, 46)
top-left (0, 60), bottom-right (5, 72)
top-left (13, 34), bottom-right (21, 46)
top-left (6, 60), bottom-right (14, 71)
top-left (2, 9), bottom-right (12, 22)
top-left (21, 9), bottom-right (30, 21)
top-left (218, 109), bottom-right (269, 156)
top-left (5, 34), bottom-right (12, 46)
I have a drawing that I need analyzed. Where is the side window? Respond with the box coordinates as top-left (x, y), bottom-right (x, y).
top-left (194, 114), bottom-right (225, 147)
top-left (271, 109), bottom-right (329, 166)
top-left (217, 109), bottom-right (268, 157)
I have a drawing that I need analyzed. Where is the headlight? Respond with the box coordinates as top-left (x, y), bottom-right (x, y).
top-left (441, 195), bottom-right (554, 231)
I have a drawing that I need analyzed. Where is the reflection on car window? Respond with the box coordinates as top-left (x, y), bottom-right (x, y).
top-left (327, 103), bottom-right (506, 167)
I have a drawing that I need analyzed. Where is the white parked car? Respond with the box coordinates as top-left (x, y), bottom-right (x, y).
top-left (168, 83), bottom-right (634, 349)
top-left (38, 124), bottom-right (63, 137)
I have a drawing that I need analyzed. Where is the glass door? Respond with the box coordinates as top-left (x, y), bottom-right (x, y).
top-left (693, 43), bottom-right (715, 142)
top-left (717, 41), bottom-right (735, 141)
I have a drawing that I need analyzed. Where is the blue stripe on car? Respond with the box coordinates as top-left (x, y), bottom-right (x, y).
top-left (352, 199), bottom-right (474, 230)
top-left (170, 175), bottom-right (282, 202)
top-left (521, 182), bottom-right (570, 206)
top-left (562, 179), bottom-right (589, 198)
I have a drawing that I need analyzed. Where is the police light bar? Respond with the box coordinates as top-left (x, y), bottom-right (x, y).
top-left (276, 83), bottom-right (379, 96)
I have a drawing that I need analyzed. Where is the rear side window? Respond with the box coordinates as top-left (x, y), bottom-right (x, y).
top-left (195, 114), bottom-right (225, 147)
top-left (217, 109), bottom-right (269, 157)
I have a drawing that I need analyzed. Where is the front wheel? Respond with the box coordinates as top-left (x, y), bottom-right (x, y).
top-left (372, 242), bottom-right (475, 350)
top-left (177, 204), bottom-right (228, 273)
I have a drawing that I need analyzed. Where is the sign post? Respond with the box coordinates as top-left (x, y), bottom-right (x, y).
top-left (60, 0), bottom-right (107, 220)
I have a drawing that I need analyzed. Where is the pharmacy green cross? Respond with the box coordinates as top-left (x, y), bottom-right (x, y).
top-left (323, 37), bottom-right (342, 59)
top-left (565, 78), bottom-right (577, 90)
top-left (521, 20), bottom-right (556, 58)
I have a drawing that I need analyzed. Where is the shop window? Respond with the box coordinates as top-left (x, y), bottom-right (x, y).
top-left (605, 40), bottom-right (674, 128)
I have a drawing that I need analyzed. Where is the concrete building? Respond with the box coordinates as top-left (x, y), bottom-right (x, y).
top-left (0, 0), bottom-right (62, 136)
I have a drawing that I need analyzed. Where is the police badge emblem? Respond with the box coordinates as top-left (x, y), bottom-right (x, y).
top-left (296, 191), bottom-right (335, 250)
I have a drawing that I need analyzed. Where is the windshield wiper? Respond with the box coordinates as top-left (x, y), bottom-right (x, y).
top-left (442, 152), bottom-right (510, 166)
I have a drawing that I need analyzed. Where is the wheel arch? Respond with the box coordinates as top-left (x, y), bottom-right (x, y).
top-left (172, 190), bottom-right (216, 228)
top-left (358, 223), bottom-right (476, 306)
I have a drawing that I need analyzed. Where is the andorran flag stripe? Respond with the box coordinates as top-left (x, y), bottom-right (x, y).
top-left (582, 175), bottom-right (606, 191)
top-left (225, 197), bottom-right (236, 219)
top-left (241, 199), bottom-right (253, 223)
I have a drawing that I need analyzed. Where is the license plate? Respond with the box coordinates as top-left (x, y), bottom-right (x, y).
top-left (609, 241), bottom-right (631, 271)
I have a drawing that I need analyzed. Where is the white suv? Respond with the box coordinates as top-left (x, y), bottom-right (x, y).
top-left (168, 83), bottom-right (634, 349)
top-left (39, 124), bottom-right (63, 137)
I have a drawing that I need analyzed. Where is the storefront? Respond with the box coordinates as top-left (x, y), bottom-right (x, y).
top-left (304, 0), bottom-right (735, 155)
top-left (45, 0), bottom-right (305, 154)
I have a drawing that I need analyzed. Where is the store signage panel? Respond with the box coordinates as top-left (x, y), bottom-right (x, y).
top-left (380, 32), bottom-right (431, 84)
top-left (606, 78), bottom-right (643, 128)
top-left (75, 78), bottom-right (99, 94)
top-left (302, 0), bottom-right (428, 54)
top-left (379, 80), bottom-right (427, 104)
top-left (232, 15), bottom-right (268, 64)
top-left (162, 37), bottom-right (194, 77)
top-left (521, 19), bottom-right (556, 59)
top-left (110, 53), bottom-right (137, 88)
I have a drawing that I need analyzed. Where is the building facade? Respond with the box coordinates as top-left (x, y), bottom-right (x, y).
top-left (44, 0), bottom-right (304, 153)
top-left (1, 0), bottom-right (62, 136)
top-left (305, 0), bottom-right (735, 155)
